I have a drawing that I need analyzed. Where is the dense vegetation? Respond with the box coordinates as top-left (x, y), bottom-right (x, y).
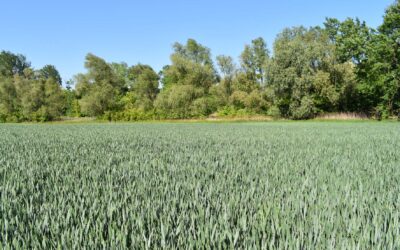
top-left (1, 122), bottom-right (399, 248)
top-left (1, 1), bottom-right (400, 122)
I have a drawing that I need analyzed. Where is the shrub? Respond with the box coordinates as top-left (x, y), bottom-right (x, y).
top-left (267, 105), bottom-right (281, 118)
top-left (290, 96), bottom-right (316, 120)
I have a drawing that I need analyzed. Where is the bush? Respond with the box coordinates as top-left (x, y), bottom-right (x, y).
top-left (229, 91), bottom-right (248, 109)
top-left (31, 107), bottom-right (51, 122)
top-left (190, 96), bottom-right (218, 117)
top-left (0, 113), bottom-right (6, 123)
top-left (374, 105), bottom-right (389, 121)
top-left (216, 106), bottom-right (237, 117)
top-left (245, 90), bottom-right (267, 113)
top-left (216, 106), bottom-right (255, 117)
top-left (267, 105), bottom-right (281, 118)
top-left (102, 109), bottom-right (155, 122)
top-left (290, 96), bottom-right (316, 120)
top-left (154, 85), bottom-right (205, 119)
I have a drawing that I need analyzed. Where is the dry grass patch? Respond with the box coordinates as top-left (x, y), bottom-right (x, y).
top-left (316, 112), bottom-right (369, 120)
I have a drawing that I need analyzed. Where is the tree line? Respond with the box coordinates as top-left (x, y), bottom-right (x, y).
top-left (1, 1), bottom-right (399, 122)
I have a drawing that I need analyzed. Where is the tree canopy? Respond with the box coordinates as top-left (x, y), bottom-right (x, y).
top-left (1, 1), bottom-right (399, 122)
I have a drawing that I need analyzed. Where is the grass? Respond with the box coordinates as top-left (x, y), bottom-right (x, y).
top-left (1, 122), bottom-right (400, 248)
top-left (315, 112), bottom-right (369, 121)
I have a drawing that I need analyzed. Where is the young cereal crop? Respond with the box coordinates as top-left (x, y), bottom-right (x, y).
top-left (0, 122), bottom-right (400, 249)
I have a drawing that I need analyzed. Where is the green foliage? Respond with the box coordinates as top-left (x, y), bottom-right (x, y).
top-left (191, 96), bottom-right (218, 117)
top-left (1, 2), bottom-right (399, 122)
top-left (128, 64), bottom-right (159, 110)
top-left (216, 55), bottom-right (236, 78)
top-left (240, 37), bottom-right (269, 85)
top-left (268, 26), bottom-right (359, 119)
top-left (245, 90), bottom-right (267, 112)
top-left (102, 109), bottom-right (155, 121)
top-left (232, 71), bottom-right (260, 93)
top-left (228, 89), bottom-right (266, 113)
top-left (154, 39), bottom-right (219, 118)
top-left (0, 51), bottom-right (31, 77)
top-left (155, 85), bottom-right (205, 118)
top-left (75, 54), bottom-right (122, 116)
top-left (325, 18), bottom-right (372, 64)
top-left (79, 83), bottom-right (118, 116)
top-left (325, 3), bottom-right (400, 115)
top-left (173, 38), bottom-right (214, 66)
top-left (375, 0), bottom-right (400, 114)
top-left (266, 105), bottom-right (281, 118)
top-left (109, 62), bottom-right (132, 92)
top-left (38, 65), bottom-right (62, 85)
top-left (229, 90), bottom-right (248, 109)
top-left (162, 54), bottom-right (216, 90)
top-left (216, 106), bottom-right (255, 117)
top-left (63, 88), bottom-right (81, 117)
top-left (0, 74), bottom-right (64, 122)
top-left (290, 96), bottom-right (317, 120)
top-left (0, 77), bottom-right (18, 120)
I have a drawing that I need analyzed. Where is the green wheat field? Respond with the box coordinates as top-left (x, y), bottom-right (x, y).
top-left (1, 122), bottom-right (399, 249)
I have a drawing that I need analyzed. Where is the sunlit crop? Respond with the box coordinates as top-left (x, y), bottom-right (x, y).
top-left (1, 122), bottom-right (399, 248)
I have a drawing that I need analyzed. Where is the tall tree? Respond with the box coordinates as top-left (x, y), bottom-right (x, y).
top-left (125, 64), bottom-right (160, 111)
top-left (375, 0), bottom-right (400, 114)
top-left (269, 26), bottom-right (358, 118)
top-left (156, 39), bottom-right (217, 117)
top-left (109, 62), bottom-right (131, 92)
top-left (38, 65), bottom-right (62, 85)
top-left (325, 11), bottom-right (399, 116)
top-left (216, 55), bottom-right (236, 78)
top-left (0, 77), bottom-right (18, 121)
top-left (173, 39), bottom-right (214, 66)
top-left (240, 37), bottom-right (269, 85)
top-left (0, 51), bottom-right (31, 77)
top-left (216, 55), bottom-right (236, 98)
top-left (160, 39), bottom-right (217, 90)
top-left (75, 54), bottom-right (120, 116)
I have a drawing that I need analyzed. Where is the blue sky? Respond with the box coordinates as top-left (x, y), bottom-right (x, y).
top-left (0, 0), bottom-right (394, 84)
